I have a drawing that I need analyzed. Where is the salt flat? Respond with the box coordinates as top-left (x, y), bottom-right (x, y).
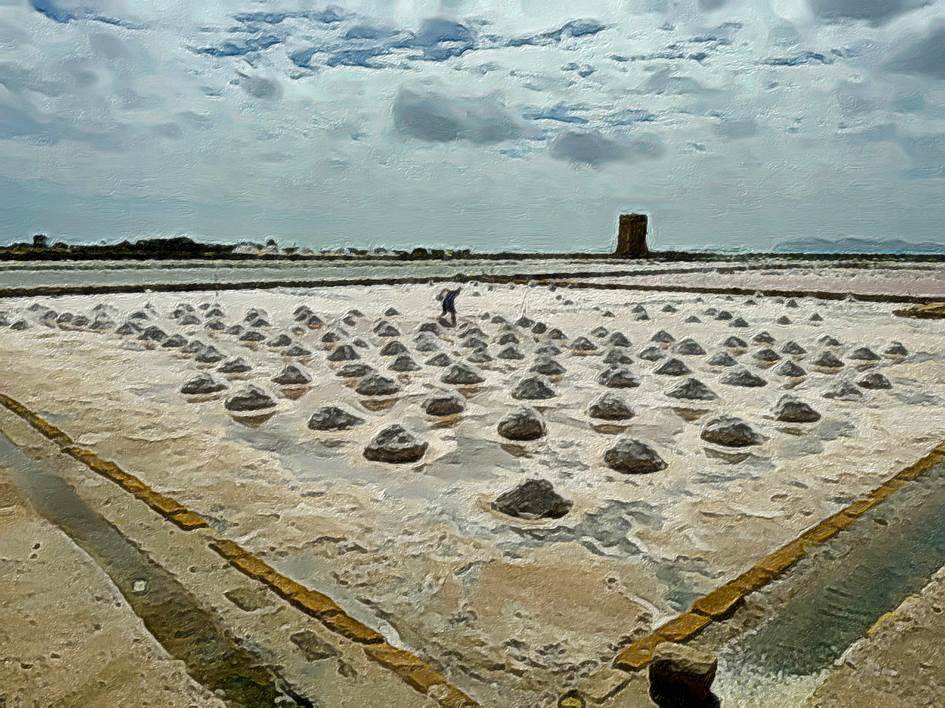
top-left (2, 276), bottom-right (945, 705)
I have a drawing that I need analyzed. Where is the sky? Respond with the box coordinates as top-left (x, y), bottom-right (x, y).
top-left (0, 0), bottom-right (944, 253)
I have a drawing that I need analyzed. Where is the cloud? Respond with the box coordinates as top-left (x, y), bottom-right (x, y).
top-left (523, 103), bottom-right (588, 125)
top-left (885, 24), bottom-right (945, 79)
top-left (761, 51), bottom-right (835, 67)
top-left (392, 87), bottom-right (522, 144)
top-left (714, 117), bottom-right (758, 141)
top-left (193, 34), bottom-right (282, 58)
top-left (507, 19), bottom-right (606, 47)
top-left (29, 0), bottom-right (143, 29)
top-left (808, 0), bottom-right (930, 25)
top-left (549, 130), bottom-right (664, 167)
top-left (237, 73), bottom-right (282, 100)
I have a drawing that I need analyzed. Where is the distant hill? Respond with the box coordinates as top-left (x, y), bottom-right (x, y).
top-left (774, 237), bottom-right (945, 255)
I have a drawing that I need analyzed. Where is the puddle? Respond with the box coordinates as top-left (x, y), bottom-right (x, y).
top-left (0, 431), bottom-right (309, 707)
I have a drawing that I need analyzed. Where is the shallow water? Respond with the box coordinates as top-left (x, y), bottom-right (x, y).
top-left (715, 461), bottom-right (945, 702)
top-left (0, 430), bottom-right (307, 707)
top-left (0, 257), bottom-right (655, 290)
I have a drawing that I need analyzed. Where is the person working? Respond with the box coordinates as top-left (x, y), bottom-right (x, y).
top-left (437, 287), bottom-right (461, 326)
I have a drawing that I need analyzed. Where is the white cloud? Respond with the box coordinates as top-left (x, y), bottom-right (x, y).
top-left (1, 0), bottom-right (944, 251)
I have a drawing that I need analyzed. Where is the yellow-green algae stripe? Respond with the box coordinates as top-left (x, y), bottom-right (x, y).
top-left (0, 393), bottom-right (479, 707)
top-left (613, 442), bottom-right (945, 672)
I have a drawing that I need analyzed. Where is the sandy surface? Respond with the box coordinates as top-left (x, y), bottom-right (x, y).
top-left (2, 277), bottom-right (945, 704)
top-left (809, 563), bottom-right (945, 708)
top-left (0, 462), bottom-right (221, 708)
top-left (591, 266), bottom-right (945, 299)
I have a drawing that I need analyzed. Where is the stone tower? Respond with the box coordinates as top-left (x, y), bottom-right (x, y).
top-left (616, 213), bottom-right (649, 257)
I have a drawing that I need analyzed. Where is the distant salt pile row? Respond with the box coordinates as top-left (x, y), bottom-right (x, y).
top-left (2, 291), bottom-right (913, 520)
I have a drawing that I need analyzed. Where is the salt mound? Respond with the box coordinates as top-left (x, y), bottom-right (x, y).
top-left (491, 479), bottom-right (571, 519)
top-left (219, 357), bottom-right (252, 374)
top-left (666, 378), bottom-right (717, 401)
top-left (720, 368), bottom-right (766, 387)
top-left (356, 374), bottom-right (400, 396)
top-left (848, 347), bottom-right (880, 362)
top-left (823, 380), bottom-right (863, 401)
top-left (497, 407), bottom-right (546, 441)
top-left (858, 372), bottom-right (892, 390)
top-left (884, 341), bottom-right (908, 357)
top-left (272, 364), bottom-right (312, 386)
top-left (389, 355), bottom-right (421, 372)
top-left (722, 336), bottom-right (748, 349)
top-left (378, 341), bottom-right (406, 357)
top-left (363, 425), bottom-right (428, 464)
top-left (195, 346), bottom-right (225, 364)
top-left (673, 338), bottom-right (705, 356)
top-left (497, 346), bottom-right (525, 360)
top-left (608, 332), bottom-right (631, 347)
top-left (467, 349), bottom-right (493, 364)
top-left (638, 346), bottom-right (666, 362)
top-left (239, 330), bottom-right (265, 342)
top-left (162, 334), bottom-right (187, 349)
top-left (426, 353), bottom-right (452, 367)
top-left (812, 351), bottom-right (844, 369)
top-left (588, 393), bottom-right (634, 420)
top-left (654, 358), bottom-right (690, 376)
top-left (707, 352), bottom-right (737, 367)
top-left (651, 330), bottom-right (675, 344)
top-left (753, 348), bottom-right (782, 363)
top-left (752, 331), bottom-right (775, 344)
top-left (773, 395), bottom-right (820, 423)
top-left (424, 391), bottom-right (466, 416)
top-left (775, 360), bottom-right (806, 377)
top-left (570, 337), bottom-right (598, 352)
top-left (336, 363), bottom-right (373, 378)
top-left (603, 349), bottom-right (634, 366)
top-left (374, 323), bottom-right (401, 338)
top-left (597, 367), bottom-right (640, 389)
top-left (530, 358), bottom-right (566, 376)
top-left (225, 385), bottom-right (276, 412)
top-left (284, 344), bottom-right (312, 358)
top-left (604, 438), bottom-right (667, 474)
top-left (181, 374), bottom-right (227, 395)
top-left (782, 341), bottom-right (806, 355)
top-left (511, 375), bottom-right (556, 400)
top-left (267, 333), bottom-right (292, 348)
top-left (442, 363), bottom-right (486, 385)
top-left (701, 416), bottom-right (761, 447)
top-left (139, 326), bottom-right (167, 343)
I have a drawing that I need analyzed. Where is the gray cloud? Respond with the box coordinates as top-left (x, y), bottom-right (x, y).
top-left (885, 24), bottom-right (945, 79)
top-left (392, 86), bottom-right (522, 144)
top-left (549, 130), bottom-right (664, 167)
top-left (715, 118), bottom-right (758, 141)
top-left (808, 0), bottom-right (930, 25)
top-left (237, 73), bottom-right (283, 99)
